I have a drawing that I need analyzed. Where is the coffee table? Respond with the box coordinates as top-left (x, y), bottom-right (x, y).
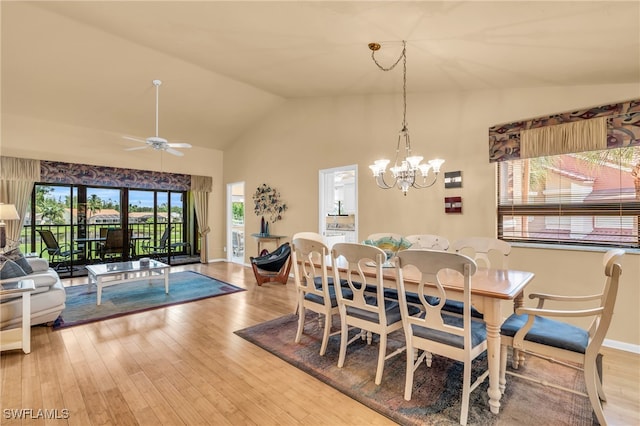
top-left (86, 260), bottom-right (170, 305)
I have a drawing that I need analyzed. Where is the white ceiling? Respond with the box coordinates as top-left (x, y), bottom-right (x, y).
top-left (3, 1), bottom-right (639, 151)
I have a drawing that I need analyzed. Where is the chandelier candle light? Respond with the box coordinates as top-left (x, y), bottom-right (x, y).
top-left (368, 40), bottom-right (444, 195)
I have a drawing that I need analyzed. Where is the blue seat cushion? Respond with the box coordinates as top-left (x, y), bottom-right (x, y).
top-left (384, 288), bottom-right (438, 306)
top-left (347, 297), bottom-right (420, 325)
top-left (500, 314), bottom-right (588, 354)
top-left (305, 283), bottom-right (353, 307)
top-left (441, 299), bottom-right (484, 319)
top-left (412, 314), bottom-right (487, 349)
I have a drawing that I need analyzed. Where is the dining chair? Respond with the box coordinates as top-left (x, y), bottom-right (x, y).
top-left (446, 237), bottom-right (512, 319)
top-left (405, 234), bottom-right (450, 251)
top-left (292, 231), bottom-right (324, 243)
top-left (291, 237), bottom-right (341, 356)
top-left (330, 242), bottom-right (419, 385)
top-left (394, 249), bottom-right (488, 426)
top-left (36, 229), bottom-right (82, 271)
top-left (100, 228), bottom-right (125, 261)
top-left (450, 237), bottom-right (511, 269)
top-left (499, 248), bottom-right (624, 426)
top-left (142, 225), bottom-right (173, 259)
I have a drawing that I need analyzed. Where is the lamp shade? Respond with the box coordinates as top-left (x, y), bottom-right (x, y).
top-left (0, 204), bottom-right (20, 221)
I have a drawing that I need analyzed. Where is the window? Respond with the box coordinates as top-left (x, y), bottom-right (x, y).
top-left (497, 146), bottom-right (640, 248)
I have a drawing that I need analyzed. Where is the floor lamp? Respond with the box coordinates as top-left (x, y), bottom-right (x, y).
top-left (0, 203), bottom-right (20, 250)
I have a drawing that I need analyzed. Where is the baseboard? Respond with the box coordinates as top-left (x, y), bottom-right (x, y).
top-left (603, 339), bottom-right (640, 354)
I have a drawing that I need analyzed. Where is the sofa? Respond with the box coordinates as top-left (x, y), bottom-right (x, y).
top-left (0, 257), bottom-right (66, 329)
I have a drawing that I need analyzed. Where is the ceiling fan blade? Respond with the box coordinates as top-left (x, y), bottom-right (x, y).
top-left (124, 146), bottom-right (150, 151)
top-left (123, 135), bottom-right (147, 144)
top-left (166, 142), bottom-right (192, 148)
top-left (165, 148), bottom-right (184, 156)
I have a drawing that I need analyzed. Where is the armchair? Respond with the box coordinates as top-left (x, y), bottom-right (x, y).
top-left (499, 249), bottom-right (624, 426)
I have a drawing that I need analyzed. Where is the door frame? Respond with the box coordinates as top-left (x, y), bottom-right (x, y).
top-left (318, 164), bottom-right (358, 241)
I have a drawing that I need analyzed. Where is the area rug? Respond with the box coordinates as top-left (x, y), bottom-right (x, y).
top-left (235, 313), bottom-right (594, 426)
top-left (54, 271), bottom-right (245, 329)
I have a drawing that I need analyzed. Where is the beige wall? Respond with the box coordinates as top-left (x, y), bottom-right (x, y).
top-left (1, 113), bottom-right (226, 260)
top-left (2, 83), bottom-right (638, 348)
top-left (224, 83), bottom-right (640, 348)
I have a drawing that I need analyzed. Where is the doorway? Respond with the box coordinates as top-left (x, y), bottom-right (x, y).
top-left (319, 165), bottom-right (358, 248)
top-left (227, 182), bottom-right (245, 264)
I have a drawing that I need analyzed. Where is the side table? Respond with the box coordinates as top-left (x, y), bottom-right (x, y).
top-left (0, 279), bottom-right (35, 354)
top-left (250, 233), bottom-right (286, 255)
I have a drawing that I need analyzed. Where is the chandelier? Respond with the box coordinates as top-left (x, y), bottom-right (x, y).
top-left (368, 40), bottom-right (444, 195)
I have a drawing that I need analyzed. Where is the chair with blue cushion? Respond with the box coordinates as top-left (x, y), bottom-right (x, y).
top-left (330, 242), bottom-right (419, 386)
top-left (405, 233), bottom-right (450, 251)
top-left (499, 248), bottom-right (624, 426)
top-left (394, 249), bottom-right (487, 426)
top-left (291, 237), bottom-right (341, 356)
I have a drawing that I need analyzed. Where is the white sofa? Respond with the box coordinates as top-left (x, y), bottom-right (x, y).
top-left (1, 257), bottom-right (66, 329)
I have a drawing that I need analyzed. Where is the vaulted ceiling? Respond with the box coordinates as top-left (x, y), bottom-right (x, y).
top-left (3, 1), bottom-right (639, 152)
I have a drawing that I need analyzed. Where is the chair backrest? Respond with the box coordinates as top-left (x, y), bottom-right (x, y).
top-left (104, 228), bottom-right (124, 250)
top-left (158, 225), bottom-right (173, 248)
top-left (395, 249), bottom-right (478, 344)
top-left (331, 242), bottom-right (388, 322)
top-left (37, 229), bottom-right (60, 252)
top-left (292, 231), bottom-right (324, 243)
top-left (451, 237), bottom-right (511, 269)
top-left (405, 234), bottom-right (450, 251)
top-left (292, 237), bottom-right (331, 301)
top-left (99, 228), bottom-right (110, 238)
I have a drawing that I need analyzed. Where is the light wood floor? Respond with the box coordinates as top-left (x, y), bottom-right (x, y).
top-left (1, 262), bottom-right (638, 425)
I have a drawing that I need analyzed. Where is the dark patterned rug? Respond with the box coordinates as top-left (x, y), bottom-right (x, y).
top-left (235, 313), bottom-right (595, 425)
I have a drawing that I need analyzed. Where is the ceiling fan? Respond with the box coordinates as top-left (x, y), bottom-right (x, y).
top-left (124, 79), bottom-right (192, 157)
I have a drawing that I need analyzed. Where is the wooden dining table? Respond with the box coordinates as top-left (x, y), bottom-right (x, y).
top-left (364, 263), bottom-right (536, 415)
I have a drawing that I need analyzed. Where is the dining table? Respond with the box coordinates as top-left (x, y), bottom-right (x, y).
top-left (357, 262), bottom-right (536, 415)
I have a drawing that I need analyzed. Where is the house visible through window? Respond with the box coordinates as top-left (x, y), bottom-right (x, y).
top-left (497, 146), bottom-right (640, 248)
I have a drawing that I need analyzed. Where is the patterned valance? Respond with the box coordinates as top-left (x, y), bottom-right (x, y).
top-left (489, 99), bottom-right (640, 163)
top-left (40, 161), bottom-right (191, 191)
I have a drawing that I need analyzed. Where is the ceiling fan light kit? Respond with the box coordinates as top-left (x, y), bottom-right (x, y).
top-left (123, 79), bottom-right (192, 157)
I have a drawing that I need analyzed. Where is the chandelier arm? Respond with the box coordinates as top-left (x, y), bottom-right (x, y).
top-left (411, 173), bottom-right (439, 189)
top-left (375, 173), bottom-right (397, 190)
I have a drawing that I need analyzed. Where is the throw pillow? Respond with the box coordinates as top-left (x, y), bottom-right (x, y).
top-left (2, 247), bottom-right (33, 274)
top-left (0, 259), bottom-right (28, 280)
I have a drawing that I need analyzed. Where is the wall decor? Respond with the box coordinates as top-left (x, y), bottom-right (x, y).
top-left (253, 184), bottom-right (288, 235)
top-left (444, 171), bottom-right (463, 188)
top-left (444, 197), bottom-right (462, 214)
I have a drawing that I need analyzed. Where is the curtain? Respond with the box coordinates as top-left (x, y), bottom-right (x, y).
top-left (520, 116), bottom-right (608, 159)
top-left (191, 175), bottom-right (212, 263)
top-left (0, 157), bottom-right (41, 246)
top-left (488, 98), bottom-right (639, 163)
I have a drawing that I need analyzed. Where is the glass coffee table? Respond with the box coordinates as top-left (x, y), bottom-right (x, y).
top-left (86, 260), bottom-right (170, 305)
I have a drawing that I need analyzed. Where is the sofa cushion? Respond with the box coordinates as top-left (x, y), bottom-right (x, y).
top-left (0, 260), bottom-right (27, 279)
top-left (1, 248), bottom-right (33, 274)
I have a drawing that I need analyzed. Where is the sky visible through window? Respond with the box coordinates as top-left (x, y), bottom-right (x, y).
top-left (45, 187), bottom-right (155, 207)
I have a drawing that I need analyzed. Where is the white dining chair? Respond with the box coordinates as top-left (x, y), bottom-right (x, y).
top-left (291, 237), bottom-right (340, 356)
top-left (331, 242), bottom-right (419, 385)
top-left (499, 248), bottom-right (624, 426)
top-left (395, 249), bottom-right (488, 426)
top-left (405, 234), bottom-right (450, 251)
top-left (450, 237), bottom-right (511, 269)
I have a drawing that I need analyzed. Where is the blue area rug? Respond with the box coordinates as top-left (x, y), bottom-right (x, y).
top-left (54, 271), bottom-right (244, 329)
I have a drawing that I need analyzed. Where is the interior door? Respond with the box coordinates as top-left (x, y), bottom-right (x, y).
top-left (319, 165), bottom-right (358, 247)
